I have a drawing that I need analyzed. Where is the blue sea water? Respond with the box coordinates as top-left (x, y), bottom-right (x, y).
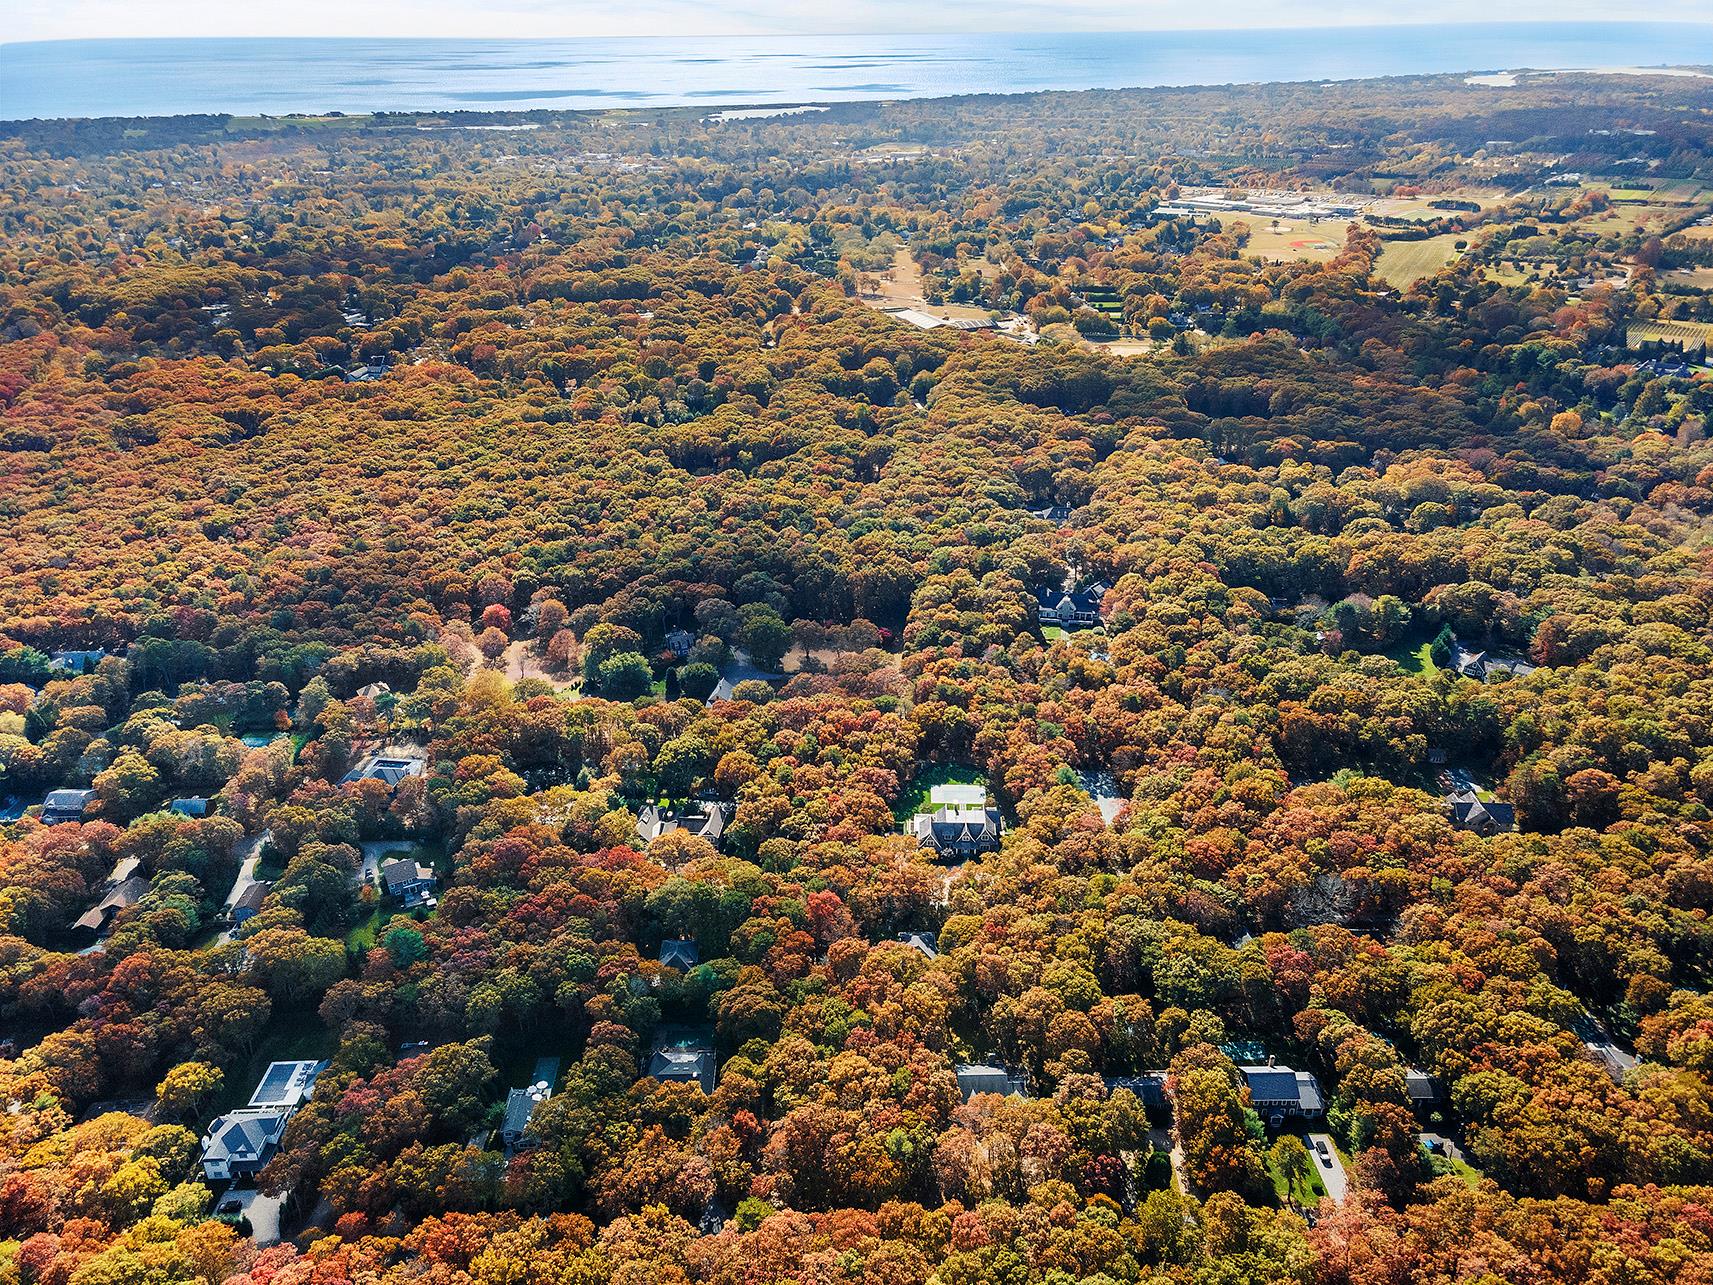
top-left (2, 23), bottom-right (1710, 122)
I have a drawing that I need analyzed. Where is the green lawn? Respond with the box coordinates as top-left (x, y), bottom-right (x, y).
top-left (1423, 1144), bottom-right (1483, 1188)
top-left (1041, 625), bottom-right (1067, 642)
top-left (345, 904), bottom-right (399, 954)
top-left (1383, 631), bottom-right (1442, 678)
top-left (894, 764), bottom-right (988, 824)
top-left (345, 897), bottom-right (438, 955)
top-left (1267, 1147), bottom-right (1328, 1206)
top-left (1375, 234), bottom-right (1463, 288)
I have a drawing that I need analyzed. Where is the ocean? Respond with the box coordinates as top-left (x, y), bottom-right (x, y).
top-left (2, 23), bottom-right (1710, 122)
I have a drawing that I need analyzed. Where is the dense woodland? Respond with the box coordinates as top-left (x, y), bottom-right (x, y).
top-left (2, 69), bottom-right (1713, 1283)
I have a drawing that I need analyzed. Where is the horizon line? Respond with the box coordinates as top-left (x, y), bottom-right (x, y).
top-left (8, 18), bottom-right (1713, 51)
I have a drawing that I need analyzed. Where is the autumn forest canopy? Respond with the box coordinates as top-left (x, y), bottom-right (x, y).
top-left (2, 68), bottom-right (1713, 1284)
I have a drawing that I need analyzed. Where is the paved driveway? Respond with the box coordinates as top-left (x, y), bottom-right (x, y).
top-left (222, 832), bottom-right (269, 909)
top-left (222, 1186), bottom-right (284, 1245)
top-left (1306, 1132), bottom-right (1350, 1203)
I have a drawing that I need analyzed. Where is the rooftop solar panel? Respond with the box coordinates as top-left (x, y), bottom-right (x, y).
top-left (250, 1061), bottom-right (297, 1105)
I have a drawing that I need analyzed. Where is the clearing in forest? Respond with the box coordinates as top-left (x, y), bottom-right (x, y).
top-left (1374, 234), bottom-right (1464, 287)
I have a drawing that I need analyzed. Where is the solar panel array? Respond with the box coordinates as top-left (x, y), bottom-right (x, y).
top-left (249, 1061), bottom-right (297, 1106)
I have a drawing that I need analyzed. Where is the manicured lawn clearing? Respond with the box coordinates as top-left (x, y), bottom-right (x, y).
top-left (1268, 1148), bottom-right (1328, 1206)
top-left (1382, 630), bottom-right (1441, 678)
top-left (1375, 234), bottom-right (1463, 287)
top-left (894, 764), bottom-right (987, 823)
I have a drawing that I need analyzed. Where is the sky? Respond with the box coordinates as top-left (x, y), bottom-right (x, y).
top-left (7, 0), bottom-right (1710, 45)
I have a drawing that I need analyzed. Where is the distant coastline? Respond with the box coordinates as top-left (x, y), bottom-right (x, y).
top-left (3, 23), bottom-right (1710, 122)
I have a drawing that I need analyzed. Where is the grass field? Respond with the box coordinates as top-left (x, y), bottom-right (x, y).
top-left (1267, 1147), bottom-right (1329, 1208)
top-left (1667, 268), bottom-right (1713, 290)
top-left (1375, 234), bottom-right (1463, 287)
top-left (894, 763), bottom-right (987, 823)
top-left (1628, 318), bottom-right (1713, 349)
top-left (1484, 258), bottom-right (1558, 287)
top-left (1227, 217), bottom-right (1346, 263)
top-left (1585, 203), bottom-right (1698, 235)
top-left (1645, 180), bottom-right (1709, 203)
top-left (1386, 636), bottom-right (1442, 678)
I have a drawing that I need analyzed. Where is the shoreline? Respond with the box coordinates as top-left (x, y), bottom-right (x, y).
top-left (4, 24), bottom-right (1711, 124)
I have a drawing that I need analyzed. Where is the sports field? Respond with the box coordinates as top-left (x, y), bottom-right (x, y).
top-left (1225, 218), bottom-right (1347, 263)
top-left (1375, 234), bottom-right (1463, 287)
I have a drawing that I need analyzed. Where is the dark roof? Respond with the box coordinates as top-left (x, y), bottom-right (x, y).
top-left (1105, 1072), bottom-right (1169, 1109)
top-left (1035, 583), bottom-right (1109, 623)
top-left (659, 939), bottom-right (700, 969)
top-left (1447, 792), bottom-right (1516, 832)
top-left (42, 788), bottom-right (96, 818)
top-left (233, 881), bottom-right (273, 913)
top-left (1240, 1064), bottom-right (1324, 1114)
top-left (380, 857), bottom-right (435, 895)
top-left (1242, 1065), bottom-right (1302, 1104)
top-left (201, 1108), bottom-right (289, 1165)
top-left (649, 1045), bottom-right (717, 1093)
top-left (503, 1086), bottom-right (547, 1138)
top-left (956, 1064), bottom-right (1027, 1098)
top-left (341, 754), bottom-right (427, 787)
top-left (898, 931), bottom-right (938, 959)
top-left (706, 657), bottom-right (785, 704)
top-left (1404, 1069), bottom-right (1441, 1103)
top-left (912, 806), bottom-right (1002, 852)
top-left (637, 802), bottom-right (730, 847)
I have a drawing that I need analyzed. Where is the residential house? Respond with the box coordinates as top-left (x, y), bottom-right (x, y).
top-left (199, 1109), bottom-right (291, 1182)
top-left (1404, 1069), bottom-right (1443, 1112)
top-left (341, 752), bottom-right (427, 788)
top-left (1105, 1071), bottom-right (1170, 1111)
top-left (1450, 640), bottom-right (1537, 682)
top-left (705, 657), bottom-right (785, 705)
top-left (356, 682), bottom-right (391, 701)
top-left (1035, 583), bottom-right (1109, 630)
top-left (41, 788), bottom-right (96, 825)
top-left (200, 1060), bottom-right (327, 1182)
top-left (230, 880), bottom-right (272, 926)
top-left (664, 629), bottom-right (695, 659)
top-left (955, 1064), bottom-right (1030, 1100)
top-left (659, 938), bottom-right (700, 970)
top-left (49, 648), bottom-right (107, 674)
top-left (897, 931), bottom-right (939, 959)
top-left (170, 797), bottom-right (210, 817)
top-left (649, 1038), bottom-right (718, 1093)
top-left (501, 1057), bottom-right (562, 1149)
top-left (73, 866), bottom-right (149, 938)
top-left (1446, 791), bottom-right (1516, 835)
top-left (911, 784), bottom-right (1003, 860)
top-left (380, 857), bottom-right (438, 909)
top-left (636, 801), bottom-right (731, 849)
top-left (1240, 1062), bottom-right (1325, 1126)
